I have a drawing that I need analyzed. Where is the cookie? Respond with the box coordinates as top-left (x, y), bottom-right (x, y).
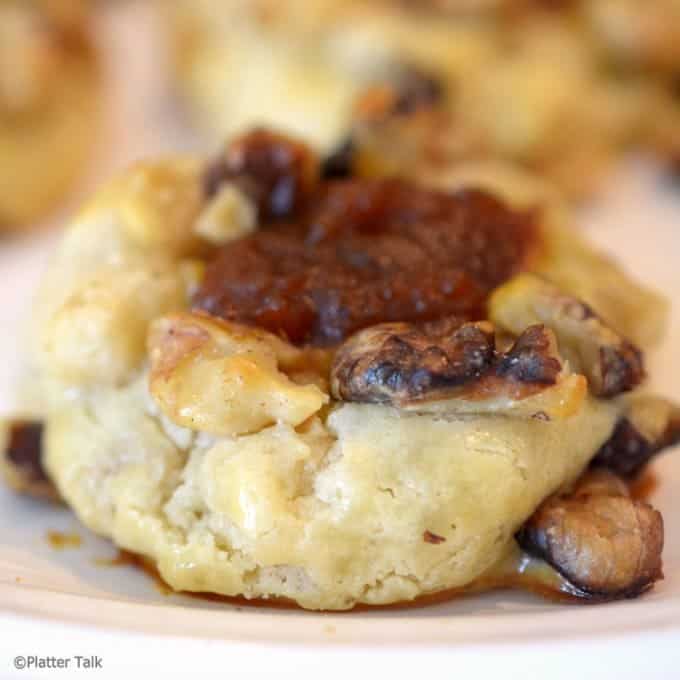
top-left (164, 0), bottom-right (680, 197)
top-left (22, 128), bottom-right (675, 609)
top-left (0, 0), bottom-right (100, 229)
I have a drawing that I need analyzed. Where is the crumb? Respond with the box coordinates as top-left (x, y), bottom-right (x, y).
top-left (423, 530), bottom-right (446, 544)
top-left (45, 530), bottom-right (82, 550)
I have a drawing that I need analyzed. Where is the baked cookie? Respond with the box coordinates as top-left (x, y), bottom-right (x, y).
top-left (164, 0), bottom-right (680, 197)
top-left (0, 0), bottom-right (100, 229)
top-left (7, 128), bottom-right (678, 610)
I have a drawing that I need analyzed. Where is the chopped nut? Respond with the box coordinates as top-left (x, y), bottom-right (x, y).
top-left (517, 469), bottom-right (664, 600)
top-left (331, 317), bottom-right (494, 405)
top-left (194, 182), bottom-right (257, 245)
top-left (148, 312), bottom-right (329, 437)
top-left (203, 128), bottom-right (319, 221)
top-left (496, 324), bottom-right (562, 385)
top-left (1, 420), bottom-right (59, 502)
top-left (591, 394), bottom-right (680, 478)
top-left (490, 273), bottom-right (645, 397)
top-left (331, 318), bottom-right (587, 418)
top-left (321, 138), bottom-right (355, 179)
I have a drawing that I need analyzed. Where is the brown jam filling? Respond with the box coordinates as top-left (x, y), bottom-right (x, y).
top-left (194, 135), bottom-right (538, 347)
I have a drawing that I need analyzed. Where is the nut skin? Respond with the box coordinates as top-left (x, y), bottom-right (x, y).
top-left (597, 339), bottom-right (644, 399)
top-left (496, 324), bottom-right (562, 385)
top-left (203, 128), bottom-right (319, 221)
top-left (5, 421), bottom-right (46, 484)
top-left (148, 312), bottom-right (329, 437)
top-left (1, 421), bottom-right (59, 502)
top-left (321, 138), bottom-right (355, 179)
top-left (592, 396), bottom-right (680, 479)
top-left (331, 318), bottom-right (564, 407)
top-left (331, 318), bottom-right (492, 405)
top-left (517, 470), bottom-right (664, 600)
top-left (489, 273), bottom-right (645, 398)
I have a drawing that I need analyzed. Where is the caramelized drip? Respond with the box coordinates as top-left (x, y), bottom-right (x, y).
top-left (94, 551), bottom-right (173, 596)
top-left (46, 530), bottom-right (81, 550)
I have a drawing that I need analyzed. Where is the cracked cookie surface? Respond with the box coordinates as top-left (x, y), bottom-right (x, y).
top-left (25, 129), bottom-right (674, 609)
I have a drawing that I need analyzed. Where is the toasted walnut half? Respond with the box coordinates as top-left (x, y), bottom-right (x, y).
top-left (148, 313), bottom-right (329, 437)
top-left (330, 317), bottom-right (587, 418)
top-left (517, 469), bottom-right (664, 600)
top-left (0, 420), bottom-right (59, 502)
top-left (490, 273), bottom-right (644, 398)
top-left (592, 394), bottom-right (680, 479)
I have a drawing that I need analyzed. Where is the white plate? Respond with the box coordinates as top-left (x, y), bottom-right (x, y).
top-left (1, 4), bottom-right (680, 679)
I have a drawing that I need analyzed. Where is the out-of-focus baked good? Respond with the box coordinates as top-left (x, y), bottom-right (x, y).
top-left (10, 127), bottom-right (677, 610)
top-left (164, 0), bottom-right (680, 197)
top-left (0, 0), bottom-right (100, 229)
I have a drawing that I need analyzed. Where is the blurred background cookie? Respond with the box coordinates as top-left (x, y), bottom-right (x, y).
top-left (0, 0), bottom-right (101, 230)
top-left (163, 0), bottom-right (680, 198)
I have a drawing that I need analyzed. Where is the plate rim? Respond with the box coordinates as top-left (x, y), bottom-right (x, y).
top-left (1, 581), bottom-right (679, 648)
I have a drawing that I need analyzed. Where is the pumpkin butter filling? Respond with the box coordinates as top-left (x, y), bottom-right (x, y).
top-left (2, 128), bottom-right (678, 610)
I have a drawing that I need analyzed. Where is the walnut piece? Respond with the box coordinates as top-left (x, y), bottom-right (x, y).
top-left (148, 312), bottom-right (329, 437)
top-left (330, 317), bottom-right (587, 418)
top-left (194, 182), bottom-right (257, 245)
top-left (490, 273), bottom-right (645, 398)
top-left (0, 420), bottom-right (59, 502)
top-left (517, 469), bottom-right (664, 600)
top-left (321, 138), bottom-right (355, 179)
top-left (591, 394), bottom-right (680, 479)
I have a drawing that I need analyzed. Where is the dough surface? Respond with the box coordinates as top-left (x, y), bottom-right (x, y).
top-left (32, 148), bottom-right (664, 609)
top-left (45, 378), bottom-right (618, 610)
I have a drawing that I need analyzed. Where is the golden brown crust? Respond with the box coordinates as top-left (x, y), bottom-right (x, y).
top-left (203, 128), bottom-right (320, 221)
top-left (16, 126), bottom-right (675, 610)
top-left (148, 312), bottom-right (329, 437)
